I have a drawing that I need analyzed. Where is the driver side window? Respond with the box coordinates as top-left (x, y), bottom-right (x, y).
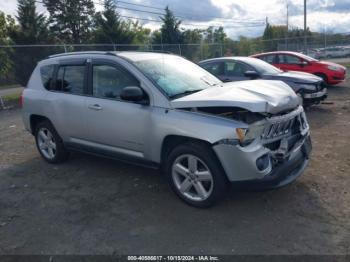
top-left (201, 62), bottom-right (224, 76)
top-left (92, 65), bottom-right (139, 100)
top-left (225, 61), bottom-right (250, 77)
top-left (283, 55), bottom-right (301, 64)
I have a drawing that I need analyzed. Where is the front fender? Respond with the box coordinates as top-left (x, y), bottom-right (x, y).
top-left (144, 108), bottom-right (246, 163)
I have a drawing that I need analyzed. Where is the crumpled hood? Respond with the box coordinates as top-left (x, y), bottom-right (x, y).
top-left (274, 71), bottom-right (322, 83)
top-left (171, 80), bottom-right (300, 114)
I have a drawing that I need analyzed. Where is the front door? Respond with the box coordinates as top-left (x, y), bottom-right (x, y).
top-left (84, 61), bottom-right (151, 158)
top-left (201, 61), bottom-right (226, 81)
top-left (275, 54), bottom-right (310, 72)
top-left (223, 61), bottom-right (252, 81)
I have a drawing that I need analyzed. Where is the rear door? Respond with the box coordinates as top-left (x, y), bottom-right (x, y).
top-left (84, 59), bottom-right (151, 158)
top-left (45, 59), bottom-right (89, 142)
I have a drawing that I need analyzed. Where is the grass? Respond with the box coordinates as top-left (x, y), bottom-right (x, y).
top-left (0, 84), bottom-right (21, 90)
top-left (335, 61), bottom-right (350, 69)
top-left (2, 91), bottom-right (21, 101)
top-left (341, 63), bottom-right (350, 69)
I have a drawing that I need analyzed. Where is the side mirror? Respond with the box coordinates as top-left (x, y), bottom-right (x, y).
top-left (120, 86), bottom-right (148, 104)
top-left (244, 70), bottom-right (260, 79)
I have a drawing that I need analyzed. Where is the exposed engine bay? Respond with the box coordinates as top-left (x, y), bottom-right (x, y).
top-left (188, 106), bottom-right (267, 124)
top-left (187, 105), bottom-right (310, 164)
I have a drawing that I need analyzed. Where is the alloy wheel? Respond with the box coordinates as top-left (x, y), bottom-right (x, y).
top-left (37, 127), bottom-right (57, 160)
top-left (171, 154), bottom-right (214, 202)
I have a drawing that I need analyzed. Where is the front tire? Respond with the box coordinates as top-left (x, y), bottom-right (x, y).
top-left (34, 120), bottom-right (69, 163)
top-left (314, 73), bottom-right (328, 85)
top-left (164, 142), bottom-right (228, 208)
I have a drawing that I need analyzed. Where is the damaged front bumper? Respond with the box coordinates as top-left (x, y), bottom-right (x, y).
top-left (213, 106), bottom-right (312, 189)
top-left (303, 88), bottom-right (327, 105)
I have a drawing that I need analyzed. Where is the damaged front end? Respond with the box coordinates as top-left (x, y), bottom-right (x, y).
top-left (203, 105), bottom-right (312, 188)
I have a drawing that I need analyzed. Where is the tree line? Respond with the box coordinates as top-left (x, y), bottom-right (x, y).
top-left (1, 0), bottom-right (349, 85)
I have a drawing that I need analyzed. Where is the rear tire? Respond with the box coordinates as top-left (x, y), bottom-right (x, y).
top-left (164, 142), bottom-right (228, 208)
top-left (34, 120), bottom-right (69, 164)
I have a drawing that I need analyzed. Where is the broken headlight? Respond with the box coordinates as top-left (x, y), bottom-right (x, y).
top-left (236, 124), bottom-right (265, 147)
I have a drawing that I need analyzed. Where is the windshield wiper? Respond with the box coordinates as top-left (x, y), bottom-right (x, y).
top-left (169, 89), bottom-right (203, 99)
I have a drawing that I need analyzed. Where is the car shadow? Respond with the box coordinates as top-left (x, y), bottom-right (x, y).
top-left (0, 152), bottom-right (345, 254)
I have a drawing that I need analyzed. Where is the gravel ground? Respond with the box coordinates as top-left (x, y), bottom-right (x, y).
top-left (0, 82), bottom-right (349, 255)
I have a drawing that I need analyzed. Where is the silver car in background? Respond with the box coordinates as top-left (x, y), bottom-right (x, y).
top-left (22, 51), bottom-right (312, 207)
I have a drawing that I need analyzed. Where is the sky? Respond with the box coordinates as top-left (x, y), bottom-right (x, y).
top-left (1, 0), bottom-right (349, 39)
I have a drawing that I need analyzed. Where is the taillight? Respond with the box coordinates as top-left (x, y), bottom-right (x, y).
top-left (19, 93), bottom-right (23, 107)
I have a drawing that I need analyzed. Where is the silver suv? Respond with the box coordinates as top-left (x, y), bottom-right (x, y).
top-left (22, 51), bottom-right (312, 207)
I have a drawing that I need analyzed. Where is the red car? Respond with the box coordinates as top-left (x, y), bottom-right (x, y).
top-left (251, 51), bottom-right (346, 85)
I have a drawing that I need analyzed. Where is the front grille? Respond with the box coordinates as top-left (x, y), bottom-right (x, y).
top-left (261, 106), bottom-right (308, 143)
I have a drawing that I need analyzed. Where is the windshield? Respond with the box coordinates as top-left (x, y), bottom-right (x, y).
top-left (246, 58), bottom-right (283, 75)
top-left (133, 56), bottom-right (222, 98)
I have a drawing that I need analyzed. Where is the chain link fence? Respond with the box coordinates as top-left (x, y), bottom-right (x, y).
top-left (1, 34), bottom-right (350, 88)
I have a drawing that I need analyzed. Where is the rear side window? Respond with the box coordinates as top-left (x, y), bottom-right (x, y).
top-left (56, 65), bottom-right (85, 94)
top-left (40, 65), bottom-right (55, 90)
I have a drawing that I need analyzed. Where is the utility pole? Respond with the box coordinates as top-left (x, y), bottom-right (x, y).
top-left (285, 3), bottom-right (289, 50)
top-left (304, 0), bottom-right (307, 53)
top-left (324, 24), bottom-right (327, 50)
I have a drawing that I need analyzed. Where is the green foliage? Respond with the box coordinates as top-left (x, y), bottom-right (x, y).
top-left (181, 29), bottom-right (203, 60)
top-left (205, 26), bottom-right (226, 44)
top-left (2, 2), bottom-right (350, 88)
top-left (13, 0), bottom-right (49, 43)
top-left (9, 0), bottom-right (52, 85)
top-left (43, 0), bottom-right (95, 44)
top-left (153, 6), bottom-right (183, 45)
top-left (130, 21), bottom-right (151, 46)
top-left (93, 0), bottom-right (133, 46)
top-left (0, 12), bottom-right (16, 84)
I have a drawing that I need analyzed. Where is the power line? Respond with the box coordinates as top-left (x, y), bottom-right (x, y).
top-left (116, 0), bottom-right (165, 11)
top-left (116, 0), bottom-right (265, 23)
top-left (114, 5), bottom-right (264, 26)
top-left (39, 0), bottom-right (265, 29)
top-left (119, 14), bottom-right (264, 28)
top-left (109, 1), bottom-right (266, 25)
top-left (93, 1), bottom-right (265, 27)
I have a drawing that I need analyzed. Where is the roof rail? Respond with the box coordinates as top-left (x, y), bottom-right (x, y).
top-left (125, 50), bottom-right (173, 54)
top-left (48, 51), bottom-right (117, 59)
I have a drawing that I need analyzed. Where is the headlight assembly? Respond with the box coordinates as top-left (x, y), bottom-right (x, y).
top-left (236, 124), bottom-right (265, 147)
top-left (298, 83), bottom-right (317, 91)
top-left (327, 65), bottom-right (341, 71)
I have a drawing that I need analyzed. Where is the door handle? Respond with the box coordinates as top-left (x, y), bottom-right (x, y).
top-left (88, 104), bottom-right (102, 110)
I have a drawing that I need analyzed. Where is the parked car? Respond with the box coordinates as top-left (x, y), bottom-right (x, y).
top-left (251, 51), bottom-right (346, 85)
top-left (314, 46), bottom-right (350, 59)
top-left (199, 57), bottom-right (327, 107)
top-left (22, 51), bottom-right (312, 207)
